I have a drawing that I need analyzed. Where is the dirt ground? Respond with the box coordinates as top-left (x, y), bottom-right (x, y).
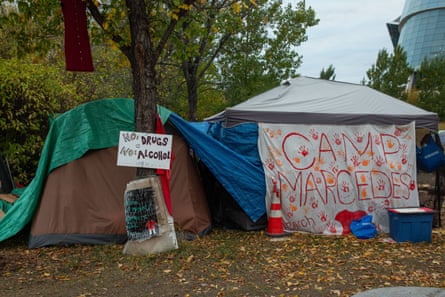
top-left (0, 226), bottom-right (444, 297)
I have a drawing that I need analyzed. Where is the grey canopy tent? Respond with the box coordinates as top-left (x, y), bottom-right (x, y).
top-left (203, 76), bottom-right (440, 234)
top-left (207, 76), bottom-right (439, 130)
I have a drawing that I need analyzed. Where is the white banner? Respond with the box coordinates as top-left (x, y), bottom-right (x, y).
top-left (258, 122), bottom-right (419, 234)
top-left (117, 131), bottom-right (173, 170)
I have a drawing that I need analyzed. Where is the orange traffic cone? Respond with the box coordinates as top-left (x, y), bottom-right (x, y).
top-left (266, 183), bottom-right (288, 237)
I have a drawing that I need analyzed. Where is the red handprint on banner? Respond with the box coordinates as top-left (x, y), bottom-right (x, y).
top-left (309, 129), bottom-right (319, 140)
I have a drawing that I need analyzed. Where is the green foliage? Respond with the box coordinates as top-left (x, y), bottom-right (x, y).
top-left (0, 46), bottom-right (133, 184)
top-left (0, 2), bottom-right (18, 59)
top-left (160, 0), bottom-right (260, 120)
top-left (2, 0), bottom-right (318, 121)
top-left (363, 46), bottom-right (413, 99)
top-left (364, 46), bottom-right (445, 120)
top-left (0, 1), bottom-right (133, 183)
top-left (158, 0), bottom-right (318, 118)
top-left (319, 64), bottom-right (336, 80)
top-left (0, 59), bottom-right (78, 184)
top-left (0, 0), bottom-right (63, 59)
top-left (415, 55), bottom-right (445, 119)
top-left (60, 46), bottom-right (133, 102)
top-left (157, 62), bottom-right (227, 120)
top-left (217, 0), bottom-right (318, 105)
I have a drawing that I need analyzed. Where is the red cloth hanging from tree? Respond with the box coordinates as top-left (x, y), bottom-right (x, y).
top-left (61, 0), bottom-right (94, 72)
top-left (156, 114), bottom-right (173, 216)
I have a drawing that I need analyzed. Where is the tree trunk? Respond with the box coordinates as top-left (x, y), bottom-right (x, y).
top-left (126, 0), bottom-right (158, 178)
top-left (182, 60), bottom-right (199, 121)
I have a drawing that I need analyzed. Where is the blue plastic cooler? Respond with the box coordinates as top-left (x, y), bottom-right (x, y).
top-left (387, 208), bottom-right (434, 243)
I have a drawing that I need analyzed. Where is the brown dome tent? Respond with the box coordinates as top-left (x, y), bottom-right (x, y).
top-left (28, 99), bottom-right (211, 248)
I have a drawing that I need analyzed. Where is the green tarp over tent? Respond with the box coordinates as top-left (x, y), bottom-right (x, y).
top-left (0, 98), bottom-right (145, 242)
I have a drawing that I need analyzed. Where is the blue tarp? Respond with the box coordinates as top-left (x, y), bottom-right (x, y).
top-left (168, 113), bottom-right (266, 222)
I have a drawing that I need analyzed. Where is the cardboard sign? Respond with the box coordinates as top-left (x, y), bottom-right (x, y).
top-left (123, 176), bottom-right (178, 255)
top-left (117, 131), bottom-right (173, 169)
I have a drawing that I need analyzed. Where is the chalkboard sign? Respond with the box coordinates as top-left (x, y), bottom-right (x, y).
top-left (124, 186), bottom-right (159, 241)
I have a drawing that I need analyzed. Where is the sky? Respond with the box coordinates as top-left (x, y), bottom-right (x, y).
top-left (296, 0), bottom-right (406, 84)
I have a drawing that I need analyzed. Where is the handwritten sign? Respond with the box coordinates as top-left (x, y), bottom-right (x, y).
top-left (258, 122), bottom-right (419, 234)
top-left (117, 131), bottom-right (173, 169)
top-left (124, 186), bottom-right (159, 241)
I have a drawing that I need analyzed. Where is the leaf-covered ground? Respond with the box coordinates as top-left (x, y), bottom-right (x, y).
top-left (0, 227), bottom-right (444, 297)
